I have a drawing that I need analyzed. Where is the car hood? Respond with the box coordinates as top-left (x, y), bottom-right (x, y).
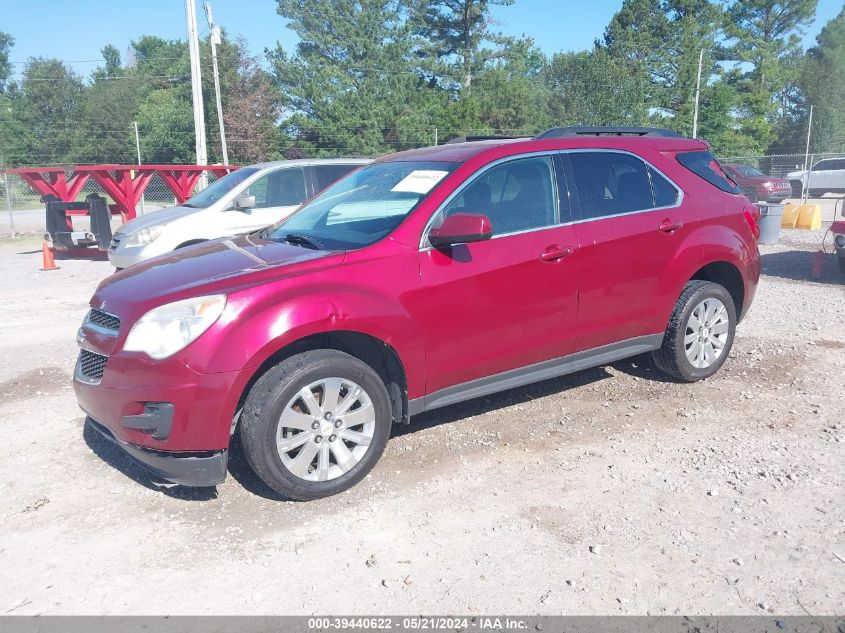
top-left (93, 234), bottom-right (344, 311)
top-left (116, 205), bottom-right (202, 234)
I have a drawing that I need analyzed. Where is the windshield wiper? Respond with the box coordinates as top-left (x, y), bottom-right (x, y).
top-left (284, 233), bottom-right (325, 250)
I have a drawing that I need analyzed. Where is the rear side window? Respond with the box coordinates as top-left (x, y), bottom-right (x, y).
top-left (677, 151), bottom-right (741, 194)
top-left (313, 164), bottom-right (359, 191)
top-left (569, 152), bottom-right (656, 219)
top-left (649, 167), bottom-right (680, 207)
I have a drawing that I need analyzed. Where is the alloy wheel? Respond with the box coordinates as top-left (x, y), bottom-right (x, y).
top-left (276, 377), bottom-right (376, 482)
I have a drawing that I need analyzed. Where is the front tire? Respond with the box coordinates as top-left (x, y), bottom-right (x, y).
top-left (239, 350), bottom-right (392, 500)
top-left (653, 280), bottom-right (737, 382)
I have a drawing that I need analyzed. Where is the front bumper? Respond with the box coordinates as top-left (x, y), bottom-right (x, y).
top-left (85, 416), bottom-right (227, 486)
top-left (763, 190), bottom-right (790, 202)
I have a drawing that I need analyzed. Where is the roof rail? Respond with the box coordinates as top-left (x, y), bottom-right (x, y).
top-left (535, 126), bottom-right (685, 139)
top-left (444, 135), bottom-right (529, 145)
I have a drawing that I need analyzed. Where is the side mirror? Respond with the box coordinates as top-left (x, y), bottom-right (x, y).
top-left (233, 194), bottom-right (256, 210)
top-left (428, 212), bottom-right (493, 248)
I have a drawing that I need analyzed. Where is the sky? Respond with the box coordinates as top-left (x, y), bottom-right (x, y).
top-left (2, 0), bottom-right (843, 80)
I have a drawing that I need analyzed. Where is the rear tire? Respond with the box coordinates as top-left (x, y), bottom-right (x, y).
top-left (653, 280), bottom-right (737, 382)
top-left (239, 350), bottom-right (392, 500)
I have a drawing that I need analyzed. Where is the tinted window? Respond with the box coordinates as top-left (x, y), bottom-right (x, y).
top-left (677, 151), bottom-right (742, 194)
top-left (437, 156), bottom-right (558, 236)
top-left (812, 160), bottom-right (834, 171)
top-left (247, 168), bottom-right (307, 208)
top-left (569, 152), bottom-right (655, 219)
top-left (313, 164), bottom-right (360, 191)
top-left (730, 164), bottom-right (764, 177)
top-left (649, 167), bottom-right (680, 207)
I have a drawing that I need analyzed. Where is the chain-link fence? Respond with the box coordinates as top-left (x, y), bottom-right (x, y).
top-left (0, 169), bottom-right (226, 235)
top-left (720, 152), bottom-right (845, 179)
top-left (2, 151), bottom-right (843, 235)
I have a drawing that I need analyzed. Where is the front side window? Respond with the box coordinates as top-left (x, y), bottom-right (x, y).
top-left (183, 168), bottom-right (258, 208)
top-left (247, 168), bottom-right (307, 208)
top-left (812, 160), bottom-right (834, 171)
top-left (434, 156), bottom-right (559, 237)
top-left (569, 152), bottom-right (656, 219)
top-left (264, 161), bottom-right (458, 250)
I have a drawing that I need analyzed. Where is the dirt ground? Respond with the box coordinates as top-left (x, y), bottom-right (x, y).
top-left (0, 230), bottom-right (842, 616)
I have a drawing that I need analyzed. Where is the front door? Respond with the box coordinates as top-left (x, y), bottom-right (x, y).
top-left (225, 167), bottom-right (309, 233)
top-left (417, 154), bottom-right (581, 394)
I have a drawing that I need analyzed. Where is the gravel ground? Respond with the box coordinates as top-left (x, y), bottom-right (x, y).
top-left (0, 231), bottom-right (842, 616)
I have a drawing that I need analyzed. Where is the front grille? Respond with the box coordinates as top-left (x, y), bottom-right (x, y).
top-left (87, 308), bottom-right (120, 332)
top-left (777, 182), bottom-right (790, 189)
top-left (78, 350), bottom-right (108, 382)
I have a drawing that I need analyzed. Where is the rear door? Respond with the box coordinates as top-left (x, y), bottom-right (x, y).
top-left (417, 154), bottom-right (581, 394)
top-left (565, 150), bottom-right (696, 352)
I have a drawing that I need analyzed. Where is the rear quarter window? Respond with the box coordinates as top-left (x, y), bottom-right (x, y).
top-left (677, 151), bottom-right (742, 194)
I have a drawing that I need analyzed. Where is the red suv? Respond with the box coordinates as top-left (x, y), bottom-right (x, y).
top-left (723, 163), bottom-right (791, 203)
top-left (74, 127), bottom-right (760, 500)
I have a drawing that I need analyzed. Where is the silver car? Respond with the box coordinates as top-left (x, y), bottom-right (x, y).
top-left (108, 158), bottom-right (371, 269)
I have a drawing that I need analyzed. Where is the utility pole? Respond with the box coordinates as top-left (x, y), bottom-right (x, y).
top-left (692, 49), bottom-right (704, 139)
top-left (185, 0), bottom-right (208, 188)
top-left (801, 104), bottom-right (814, 203)
top-left (204, 1), bottom-right (229, 165)
top-left (4, 173), bottom-right (15, 238)
top-left (134, 121), bottom-right (146, 214)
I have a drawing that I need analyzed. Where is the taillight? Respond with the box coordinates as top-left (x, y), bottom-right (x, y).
top-left (743, 203), bottom-right (760, 240)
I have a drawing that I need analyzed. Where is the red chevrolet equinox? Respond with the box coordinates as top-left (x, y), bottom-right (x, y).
top-left (74, 127), bottom-right (761, 500)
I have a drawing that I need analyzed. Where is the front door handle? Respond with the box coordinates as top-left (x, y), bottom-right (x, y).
top-left (658, 219), bottom-right (683, 233)
top-left (540, 245), bottom-right (574, 262)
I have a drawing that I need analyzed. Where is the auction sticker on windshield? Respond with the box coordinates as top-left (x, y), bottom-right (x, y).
top-left (391, 170), bottom-right (450, 194)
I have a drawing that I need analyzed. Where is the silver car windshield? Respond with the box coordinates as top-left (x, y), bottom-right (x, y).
top-left (183, 168), bottom-right (259, 208)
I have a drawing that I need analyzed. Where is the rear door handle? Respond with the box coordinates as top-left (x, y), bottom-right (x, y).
top-left (658, 219), bottom-right (683, 233)
top-left (540, 245), bottom-right (574, 262)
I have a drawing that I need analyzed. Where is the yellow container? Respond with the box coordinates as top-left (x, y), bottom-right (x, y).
top-left (781, 203), bottom-right (800, 228)
top-left (795, 204), bottom-right (822, 230)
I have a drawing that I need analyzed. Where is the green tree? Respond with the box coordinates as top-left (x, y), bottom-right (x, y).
top-left (412, 0), bottom-right (515, 89)
top-left (799, 7), bottom-right (845, 152)
top-left (603, 0), bottom-right (724, 135)
top-left (545, 47), bottom-right (649, 126)
top-left (723, 0), bottom-right (818, 152)
top-left (136, 90), bottom-right (195, 163)
top-left (14, 58), bottom-right (84, 165)
top-left (0, 31), bottom-right (14, 93)
top-left (270, 0), bottom-right (442, 155)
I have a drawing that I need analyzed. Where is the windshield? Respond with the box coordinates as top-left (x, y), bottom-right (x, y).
top-left (264, 161), bottom-right (459, 249)
top-left (731, 165), bottom-right (764, 177)
top-left (183, 168), bottom-right (258, 208)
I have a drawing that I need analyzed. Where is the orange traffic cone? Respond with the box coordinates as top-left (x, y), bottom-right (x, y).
top-left (40, 240), bottom-right (59, 271)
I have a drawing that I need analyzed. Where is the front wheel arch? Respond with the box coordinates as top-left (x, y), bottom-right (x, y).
top-left (233, 331), bottom-right (409, 437)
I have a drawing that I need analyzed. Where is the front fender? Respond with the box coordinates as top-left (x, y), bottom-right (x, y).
top-left (188, 244), bottom-right (426, 397)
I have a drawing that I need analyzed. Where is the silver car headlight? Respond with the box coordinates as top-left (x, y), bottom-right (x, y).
top-left (125, 225), bottom-right (164, 247)
top-left (123, 295), bottom-right (226, 359)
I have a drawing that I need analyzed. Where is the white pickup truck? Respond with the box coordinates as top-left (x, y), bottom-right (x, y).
top-left (788, 157), bottom-right (845, 197)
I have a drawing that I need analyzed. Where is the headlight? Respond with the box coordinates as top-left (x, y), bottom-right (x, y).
top-left (125, 226), bottom-right (164, 247)
top-left (124, 295), bottom-right (226, 359)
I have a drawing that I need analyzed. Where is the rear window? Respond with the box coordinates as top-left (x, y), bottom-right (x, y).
top-left (677, 151), bottom-right (742, 194)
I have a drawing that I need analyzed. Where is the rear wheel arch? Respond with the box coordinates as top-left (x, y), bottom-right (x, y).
top-left (689, 260), bottom-right (744, 319)
top-left (233, 330), bottom-right (410, 436)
